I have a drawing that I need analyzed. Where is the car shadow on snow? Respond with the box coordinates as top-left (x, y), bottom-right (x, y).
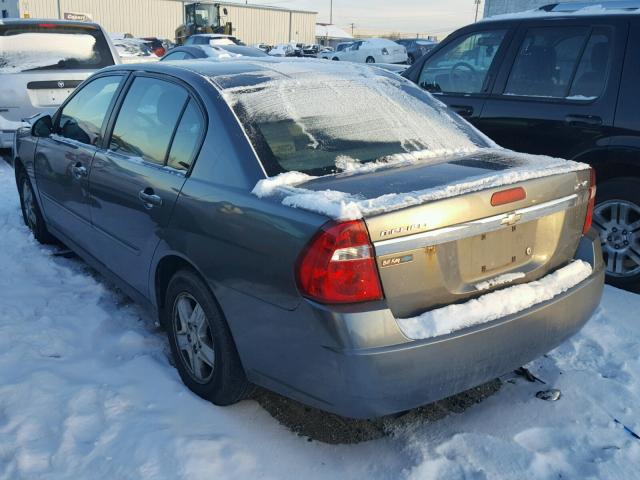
top-left (251, 380), bottom-right (502, 444)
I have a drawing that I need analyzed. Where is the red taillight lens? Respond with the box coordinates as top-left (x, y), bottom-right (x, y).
top-left (583, 168), bottom-right (597, 234)
top-left (296, 220), bottom-right (384, 304)
top-left (38, 23), bottom-right (57, 28)
top-left (154, 46), bottom-right (166, 57)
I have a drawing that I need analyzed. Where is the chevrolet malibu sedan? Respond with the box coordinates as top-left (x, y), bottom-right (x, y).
top-left (13, 59), bottom-right (604, 418)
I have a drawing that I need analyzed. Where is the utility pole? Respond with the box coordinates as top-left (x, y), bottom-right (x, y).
top-left (350, 22), bottom-right (355, 37)
top-left (330, 0), bottom-right (333, 24)
top-left (474, 0), bottom-right (481, 22)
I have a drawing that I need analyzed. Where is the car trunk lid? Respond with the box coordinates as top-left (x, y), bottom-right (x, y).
top-left (299, 150), bottom-right (591, 318)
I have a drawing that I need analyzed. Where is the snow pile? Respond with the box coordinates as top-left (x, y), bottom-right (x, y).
top-left (0, 33), bottom-right (95, 73)
top-left (397, 260), bottom-right (593, 340)
top-left (252, 148), bottom-right (589, 220)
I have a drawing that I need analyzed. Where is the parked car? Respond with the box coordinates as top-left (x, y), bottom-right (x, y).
top-left (267, 43), bottom-right (298, 57)
top-left (140, 37), bottom-right (168, 57)
top-left (112, 38), bottom-right (160, 64)
top-left (0, 19), bottom-right (119, 149)
top-left (13, 59), bottom-right (603, 418)
top-left (321, 38), bottom-right (408, 64)
top-left (184, 34), bottom-right (243, 46)
top-left (396, 38), bottom-right (438, 64)
top-left (161, 44), bottom-right (268, 61)
top-left (253, 43), bottom-right (272, 53)
top-left (403, 2), bottom-right (640, 288)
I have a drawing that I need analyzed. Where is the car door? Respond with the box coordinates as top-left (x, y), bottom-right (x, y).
top-left (478, 18), bottom-right (627, 160)
top-left (408, 26), bottom-right (512, 122)
top-left (89, 73), bottom-right (206, 296)
top-left (34, 74), bottom-right (125, 249)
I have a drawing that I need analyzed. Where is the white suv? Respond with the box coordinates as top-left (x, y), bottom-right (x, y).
top-left (0, 19), bottom-right (120, 149)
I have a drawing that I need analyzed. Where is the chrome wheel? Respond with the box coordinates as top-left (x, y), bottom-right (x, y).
top-left (172, 293), bottom-right (215, 383)
top-left (22, 178), bottom-right (37, 231)
top-left (593, 199), bottom-right (640, 278)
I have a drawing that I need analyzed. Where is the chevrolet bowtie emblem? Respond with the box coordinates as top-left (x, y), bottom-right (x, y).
top-left (501, 212), bottom-right (522, 226)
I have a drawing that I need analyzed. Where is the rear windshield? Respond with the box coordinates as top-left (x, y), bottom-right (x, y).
top-left (218, 63), bottom-right (489, 176)
top-left (0, 24), bottom-right (114, 73)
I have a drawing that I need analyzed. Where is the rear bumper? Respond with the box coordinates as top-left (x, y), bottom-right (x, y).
top-left (250, 232), bottom-right (604, 418)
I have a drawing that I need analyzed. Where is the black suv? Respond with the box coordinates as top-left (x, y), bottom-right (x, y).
top-left (404, 3), bottom-right (640, 288)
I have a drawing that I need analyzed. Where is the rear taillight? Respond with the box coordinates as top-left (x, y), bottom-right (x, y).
top-left (296, 220), bottom-right (383, 304)
top-left (583, 168), bottom-right (597, 234)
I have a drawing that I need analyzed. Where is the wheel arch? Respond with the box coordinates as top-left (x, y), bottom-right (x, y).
top-left (574, 147), bottom-right (640, 183)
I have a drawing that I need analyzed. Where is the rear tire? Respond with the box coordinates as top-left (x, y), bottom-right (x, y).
top-left (365, 56), bottom-right (375, 63)
top-left (164, 269), bottom-right (253, 405)
top-left (593, 177), bottom-right (640, 289)
top-left (17, 169), bottom-right (56, 244)
top-left (332, 57), bottom-right (339, 61)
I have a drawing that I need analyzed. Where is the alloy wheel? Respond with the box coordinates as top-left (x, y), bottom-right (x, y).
top-left (593, 199), bottom-right (640, 278)
top-left (172, 293), bottom-right (216, 383)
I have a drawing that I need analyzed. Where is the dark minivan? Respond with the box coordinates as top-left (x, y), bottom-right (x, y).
top-left (404, 3), bottom-right (640, 287)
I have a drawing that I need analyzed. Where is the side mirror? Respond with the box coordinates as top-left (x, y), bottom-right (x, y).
top-left (31, 114), bottom-right (53, 138)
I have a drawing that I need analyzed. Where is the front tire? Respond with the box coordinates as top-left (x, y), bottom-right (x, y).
top-left (365, 56), bottom-right (375, 63)
top-left (332, 57), bottom-right (339, 61)
top-left (593, 177), bottom-right (640, 289)
top-left (17, 169), bottom-right (55, 244)
top-left (164, 269), bottom-right (253, 405)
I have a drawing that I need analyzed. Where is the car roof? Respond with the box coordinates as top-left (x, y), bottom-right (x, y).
top-left (0, 18), bottom-right (102, 29)
top-left (101, 57), bottom-right (393, 89)
top-left (481, 2), bottom-right (640, 23)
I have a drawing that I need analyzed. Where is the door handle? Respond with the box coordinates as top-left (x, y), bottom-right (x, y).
top-left (138, 188), bottom-right (163, 209)
top-left (71, 162), bottom-right (87, 179)
top-left (450, 105), bottom-right (474, 117)
top-left (565, 114), bottom-right (602, 127)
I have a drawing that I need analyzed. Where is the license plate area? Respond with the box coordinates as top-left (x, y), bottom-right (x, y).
top-left (27, 88), bottom-right (74, 107)
top-left (462, 222), bottom-right (536, 277)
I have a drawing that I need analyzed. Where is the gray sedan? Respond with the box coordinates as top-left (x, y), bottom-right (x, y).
top-left (13, 59), bottom-right (603, 418)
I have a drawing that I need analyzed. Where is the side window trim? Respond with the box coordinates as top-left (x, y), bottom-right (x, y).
top-left (101, 71), bottom-right (208, 176)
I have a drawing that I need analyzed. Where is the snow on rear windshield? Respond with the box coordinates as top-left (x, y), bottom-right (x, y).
top-left (0, 26), bottom-right (113, 73)
top-left (217, 62), bottom-right (490, 176)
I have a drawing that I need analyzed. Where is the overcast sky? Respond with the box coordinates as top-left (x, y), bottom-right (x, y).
top-left (248, 0), bottom-right (482, 37)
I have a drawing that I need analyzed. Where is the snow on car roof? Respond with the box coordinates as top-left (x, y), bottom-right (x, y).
top-left (482, 3), bottom-right (640, 22)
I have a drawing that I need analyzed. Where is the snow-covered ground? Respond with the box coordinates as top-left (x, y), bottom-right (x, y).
top-left (0, 158), bottom-right (639, 479)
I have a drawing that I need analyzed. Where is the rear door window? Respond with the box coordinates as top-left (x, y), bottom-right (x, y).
top-left (0, 23), bottom-right (115, 73)
top-left (109, 77), bottom-right (188, 165)
top-left (504, 26), bottom-right (590, 98)
top-left (57, 75), bottom-right (123, 146)
top-left (418, 30), bottom-right (507, 94)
